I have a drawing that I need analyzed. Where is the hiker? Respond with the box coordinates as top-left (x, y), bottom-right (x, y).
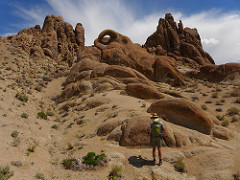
top-left (147, 114), bottom-right (165, 165)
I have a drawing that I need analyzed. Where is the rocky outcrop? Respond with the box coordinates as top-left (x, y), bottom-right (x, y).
top-left (15, 15), bottom-right (85, 66)
top-left (154, 56), bottom-right (185, 85)
top-left (94, 29), bottom-right (185, 86)
top-left (196, 63), bottom-right (240, 82)
top-left (145, 13), bottom-right (214, 66)
top-left (147, 98), bottom-right (215, 134)
top-left (118, 116), bottom-right (210, 147)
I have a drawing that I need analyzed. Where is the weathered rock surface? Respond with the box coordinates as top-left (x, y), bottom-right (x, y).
top-left (94, 29), bottom-right (185, 86)
top-left (14, 15), bottom-right (85, 66)
top-left (126, 83), bottom-right (165, 99)
top-left (196, 63), bottom-right (240, 82)
top-left (147, 98), bottom-right (214, 134)
top-left (145, 13), bottom-right (214, 66)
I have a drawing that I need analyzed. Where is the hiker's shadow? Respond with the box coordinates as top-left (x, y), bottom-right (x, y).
top-left (128, 155), bottom-right (155, 168)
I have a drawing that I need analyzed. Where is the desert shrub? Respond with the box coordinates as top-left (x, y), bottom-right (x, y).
top-left (231, 116), bottom-right (238, 123)
top-left (191, 95), bottom-right (199, 101)
top-left (62, 159), bottom-right (73, 169)
top-left (51, 124), bottom-right (58, 129)
top-left (211, 92), bottom-right (218, 98)
top-left (35, 84), bottom-right (43, 92)
top-left (83, 152), bottom-right (106, 166)
top-left (221, 120), bottom-right (230, 127)
top-left (12, 137), bottom-right (20, 147)
top-left (67, 142), bottom-right (74, 150)
top-left (95, 153), bottom-right (106, 161)
top-left (83, 152), bottom-right (98, 166)
top-left (21, 112), bottom-right (28, 119)
top-left (37, 112), bottom-right (47, 120)
top-left (234, 98), bottom-right (240, 104)
top-left (11, 130), bottom-right (19, 138)
top-left (35, 173), bottom-right (45, 180)
top-left (216, 115), bottom-right (224, 121)
top-left (11, 161), bottom-right (22, 167)
top-left (233, 172), bottom-right (240, 180)
top-left (201, 105), bottom-right (207, 111)
top-left (216, 101), bottom-right (223, 105)
top-left (27, 141), bottom-right (38, 154)
top-left (174, 158), bottom-right (186, 172)
top-left (108, 164), bottom-right (123, 180)
top-left (15, 92), bottom-right (28, 102)
top-left (46, 111), bottom-right (54, 116)
top-left (227, 107), bottom-right (240, 116)
top-left (0, 165), bottom-right (14, 180)
top-left (107, 111), bottom-right (118, 118)
top-left (205, 100), bottom-right (212, 104)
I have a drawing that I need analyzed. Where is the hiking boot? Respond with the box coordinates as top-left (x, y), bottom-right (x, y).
top-left (153, 158), bottom-right (156, 165)
top-left (158, 159), bottom-right (162, 166)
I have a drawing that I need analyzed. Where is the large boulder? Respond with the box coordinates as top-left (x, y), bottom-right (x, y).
top-left (126, 83), bottom-right (165, 99)
top-left (147, 98), bottom-right (214, 134)
top-left (119, 116), bottom-right (151, 146)
top-left (154, 56), bottom-right (185, 85)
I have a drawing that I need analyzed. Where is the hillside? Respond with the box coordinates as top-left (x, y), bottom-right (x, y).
top-left (0, 13), bottom-right (240, 180)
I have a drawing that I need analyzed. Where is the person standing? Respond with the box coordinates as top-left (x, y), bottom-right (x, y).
top-left (147, 114), bottom-right (165, 165)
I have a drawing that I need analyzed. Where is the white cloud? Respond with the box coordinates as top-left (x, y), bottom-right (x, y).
top-left (13, 0), bottom-right (240, 65)
top-left (202, 38), bottom-right (220, 46)
top-left (1, 32), bottom-right (16, 37)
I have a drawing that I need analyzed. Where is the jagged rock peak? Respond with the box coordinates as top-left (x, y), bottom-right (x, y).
top-left (145, 13), bottom-right (215, 66)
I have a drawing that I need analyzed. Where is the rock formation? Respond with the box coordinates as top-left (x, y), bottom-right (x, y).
top-left (145, 13), bottom-right (215, 66)
top-left (94, 29), bottom-right (185, 86)
top-left (147, 98), bottom-right (216, 134)
top-left (196, 63), bottom-right (240, 82)
top-left (13, 15), bottom-right (85, 66)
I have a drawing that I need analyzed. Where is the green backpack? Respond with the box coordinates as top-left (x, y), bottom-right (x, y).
top-left (151, 119), bottom-right (162, 137)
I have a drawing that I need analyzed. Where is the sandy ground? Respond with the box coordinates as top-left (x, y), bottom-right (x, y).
top-left (0, 38), bottom-right (240, 180)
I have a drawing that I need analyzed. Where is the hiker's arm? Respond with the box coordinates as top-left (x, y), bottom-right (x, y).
top-left (147, 123), bottom-right (152, 133)
top-left (147, 126), bottom-right (151, 133)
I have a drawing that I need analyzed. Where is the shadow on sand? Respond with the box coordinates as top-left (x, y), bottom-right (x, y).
top-left (128, 155), bottom-right (155, 168)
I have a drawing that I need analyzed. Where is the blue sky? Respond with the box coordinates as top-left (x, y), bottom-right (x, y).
top-left (1, 0), bottom-right (240, 64)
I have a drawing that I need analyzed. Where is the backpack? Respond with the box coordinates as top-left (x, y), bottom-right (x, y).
top-left (151, 119), bottom-right (162, 137)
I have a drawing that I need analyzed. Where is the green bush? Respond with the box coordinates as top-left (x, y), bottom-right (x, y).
top-left (11, 130), bottom-right (19, 138)
top-left (51, 124), bottom-right (58, 129)
top-left (12, 137), bottom-right (20, 147)
top-left (95, 153), bottom-right (106, 161)
top-left (201, 105), bottom-right (207, 111)
top-left (221, 120), bottom-right (230, 127)
top-left (227, 107), bottom-right (240, 116)
top-left (21, 112), bottom-right (28, 119)
top-left (62, 159), bottom-right (73, 169)
top-left (174, 158), bottom-right (186, 172)
top-left (231, 116), bottom-right (238, 123)
top-left (0, 165), bottom-right (14, 180)
top-left (35, 173), bottom-right (45, 180)
top-left (216, 115), bottom-right (224, 121)
top-left (83, 152), bottom-right (106, 166)
top-left (37, 112), bottom-right (47, 120)
top-left (15, 92), bottom-right (28, 102)
top-left (27, 141), bottom-right (38, 153)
